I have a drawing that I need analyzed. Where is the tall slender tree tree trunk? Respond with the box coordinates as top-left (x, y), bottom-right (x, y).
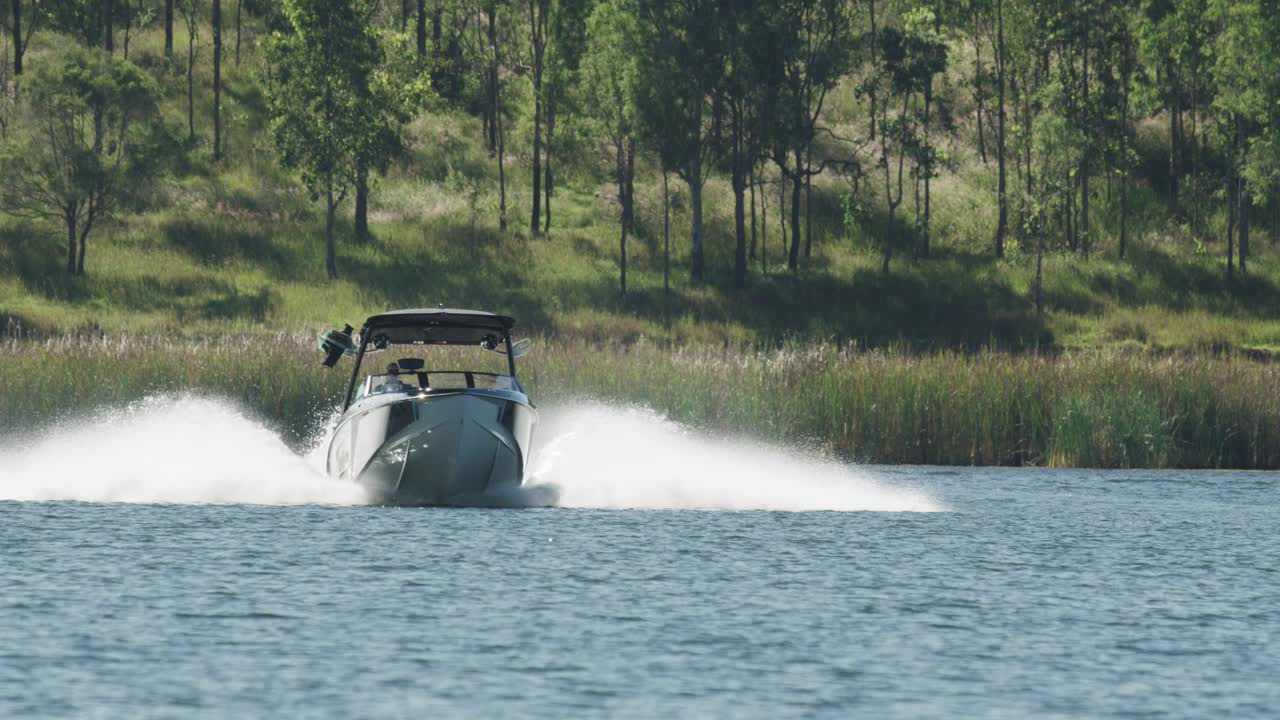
top-left (973, 17), bottom-right (987, 164)
top-left (186, 24), bottom-right (195, 141)
top-left (1035, 221), bottom-right (1044, 326)
top-left (778, 170), bottom-right (786, 264)
top-left (788, 150), bottom-right (803, 271)
top-left (804, 149), bottom-right (813, 260)
top-left (326, 181), bottom-right (339, 280)
top-left (431, 5), bottom-right (441, 52)
top-left (1238, 175), bottom-right (1249, 274)
top-left (1024, 79), bottom-right (1033, 203)
top-left (922, 69), bottom-right (933, 258)
top-left (529, 26), bottom-right (543, 235)
top-left (689, 172), bottom-right (704, 281)
top-left (1119, 176), bottom-right (1129, 259)
top-left (527, 0), bottom-right (548, 236)
top-left (1079, 27), bottom-right (1090, 258)
top-left (1225, 146), bottom-right (1235, 278)
top-left (235, 0), bottom-right (242, 66)
top-left (12, 0), bottom-right (22, 74)
top-left (76, 207), bottom-right (92, 275)
top-left (1167, 63), bottom-right (1181, 217)
top-left (65, 213), bottom-right (77, 275)
top-left (732, 117), bottom-right (747, 287)
top-left (761, 172), bottom-right (768, 273)
top-left (486, 4), bottom-right (498, 155)
top-left (1177, 102), bottom-right (1188, 193)
top-left (617, 140), bottom-right (627, 296)
top-left (124, 6), bottom-right (134, 59)
top-left (213, 0), bottom-right (222, 161)
top-left (104, 0), bottom-right (114, 52)
top-left (530, 93), bottom-right (542, 235)
top-left (662, 169), bottom-right (670, 296)
top-left (625, 141), bottom-right (634, 238)
top-left (1120, 52), bottom-right (1131, 260)
top-left (496, 66), bottom-right (507, 232)
top-left (689, 98), bottom-right (705, 281)
top-left (868, 0), bottom-right (877, 139)
top-left (544, 99), bottom-right (554, 235)
top-left (993, 0), bottom-right (1008, 257)
top-left (1191, 89), bottom-right (1200, 231)
top-left (165, 0), bottom-right (173, 59)
top-left (1225, 195), bottom-right (1235, 277)
top-left (355, 163), bottom-right (369, 242)
top-left (416, 0), bottom-right (426, 56)
top-left (1067, 174), bottom-right (1076, 251)
top-left (749, 166), bottom-right (757, 261)
top-left (883, 212), bottom-right (895, 274)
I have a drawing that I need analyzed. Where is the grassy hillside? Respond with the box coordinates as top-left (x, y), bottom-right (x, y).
top-left (2, 21), bottom-right (1279, 355)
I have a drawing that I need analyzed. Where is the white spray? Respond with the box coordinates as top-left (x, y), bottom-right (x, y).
top-left (516, 402), bottom-right (944, 512)
top-left (0, 396), bottom-right (943, 511)
top-left (0, 396), bottom-right (367, 505)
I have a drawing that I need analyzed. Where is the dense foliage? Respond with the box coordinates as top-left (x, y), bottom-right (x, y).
top-left (3, 1), bottom-right (1280, 468)
top-left (1, 0), bottom-right (1278, 350)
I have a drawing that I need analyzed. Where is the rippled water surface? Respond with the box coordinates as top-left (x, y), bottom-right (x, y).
top-left (3, 468), bottom-right (1277, 718)
top-left (1, 401), bottom-right (1277, 717)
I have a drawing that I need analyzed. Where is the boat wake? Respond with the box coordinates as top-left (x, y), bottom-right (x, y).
top-left (0, 396), bottom-right (367, 505)
top-left (0, 396), bottom-right (943, 512)
top-left (511, 402), bottom-right (944, 512)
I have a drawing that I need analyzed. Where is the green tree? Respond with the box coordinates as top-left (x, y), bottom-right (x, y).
top-left (712, 0), bottom-right (775, 286)
top-left (0, 47), bottom-right (165, 275)
top-left (540, 0), bottom-right (592, 235)
top-left (265, 0), bottom-right (399, 279)
top-left (582, 0), bottom-right (634, 295)
top-left (356, 29), bottom-right (430, 241)
top-left (5, 0), bottom-right (40, 75)
top-left (765, 0), bottom-right (856, 272)
top-left (865, 11), bottom-right (945, 273)
top-left (177, 0), bottom-right (200, 143)
top-left (1207, 0), bottom-right (1280, 277)
top-left (632, 0), bottom-right (720, 282)
top-left (1136, 0), bottom-right (1212, 221)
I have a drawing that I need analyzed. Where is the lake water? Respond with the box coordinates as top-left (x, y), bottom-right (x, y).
top-left (1, 398), bottom-right (1277, 717)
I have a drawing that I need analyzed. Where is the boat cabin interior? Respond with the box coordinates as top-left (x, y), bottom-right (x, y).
top-left (337, 307), bottom-right (530, 410)
top-left (354, 363), bottom-right (518, 401)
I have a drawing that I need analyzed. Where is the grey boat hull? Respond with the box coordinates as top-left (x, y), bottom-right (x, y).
top-left (326, 391), bottom-right (536, 505)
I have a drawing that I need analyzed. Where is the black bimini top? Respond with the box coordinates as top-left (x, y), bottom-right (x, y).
top-left (362, 307), bottom-right (516, 345)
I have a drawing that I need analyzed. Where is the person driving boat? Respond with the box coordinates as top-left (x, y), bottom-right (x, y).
top-left (374, 362), bottom-right (411, 393)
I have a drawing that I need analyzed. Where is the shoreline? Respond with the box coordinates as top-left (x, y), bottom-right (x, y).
top-left (3, 334), bottom-right (1277, 471)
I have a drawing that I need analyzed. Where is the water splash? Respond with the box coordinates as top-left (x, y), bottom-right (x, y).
top-left (0, 396), bottom-right (942, 512)
top-left (514, 402), bottom-right (945, 512)
top-left (0, 396), bottom-right (367, 505)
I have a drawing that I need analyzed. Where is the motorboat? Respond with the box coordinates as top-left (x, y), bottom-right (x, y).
top-left (318, 307), bottom-right (537, 505)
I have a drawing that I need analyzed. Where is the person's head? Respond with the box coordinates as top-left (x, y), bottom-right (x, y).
top-left (386, 362), bottom-right (400, 375)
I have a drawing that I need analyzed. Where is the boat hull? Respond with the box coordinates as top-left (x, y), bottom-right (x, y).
top-left (326, 391), bottom-right (536, 505)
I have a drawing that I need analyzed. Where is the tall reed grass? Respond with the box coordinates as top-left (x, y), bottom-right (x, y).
top-left (2, 335), bottom-right (1277, 469)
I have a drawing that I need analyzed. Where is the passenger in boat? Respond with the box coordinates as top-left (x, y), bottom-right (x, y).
top-left (375, 363), bottom-right (410, 393)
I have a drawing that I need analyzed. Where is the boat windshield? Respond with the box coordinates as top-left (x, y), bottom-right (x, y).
top-left (354, 374), bottom-right (415, 400)
top-left (353, 371), bottom-right (518, 401)
top-left (350, 341), bottom-right (526, 403)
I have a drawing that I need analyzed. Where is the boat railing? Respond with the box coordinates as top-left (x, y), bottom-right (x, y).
top-left (354, 371), bottom-right (522, 402)
top-left (413, 370), bottom-right (514, 390)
